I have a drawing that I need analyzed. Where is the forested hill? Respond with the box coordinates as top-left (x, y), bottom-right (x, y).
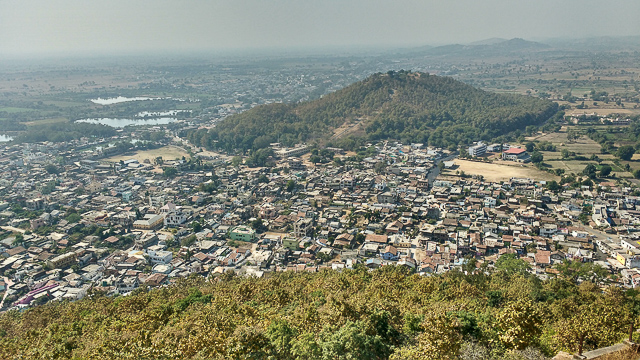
top-left (187, 70), bottom-right (559, 152)
top-left (0, 264), bottom-right (635, 359)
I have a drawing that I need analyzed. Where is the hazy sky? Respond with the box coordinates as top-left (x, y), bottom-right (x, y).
top-left (1, 0), bottom-right (640, 56)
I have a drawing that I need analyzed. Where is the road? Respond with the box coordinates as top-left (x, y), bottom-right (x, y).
top-left (0, 277), bottom-right (14, 310)
top-left (427, 152), bottom-right (459, 184)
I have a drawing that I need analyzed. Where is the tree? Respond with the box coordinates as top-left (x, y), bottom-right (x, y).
top-left (561, 149), bottom-right (571, 159)
top-left (286, 180), bottom-right (296, 192)
top-left (163, 167), bottom-right (178, 178)
top-left (546, 180), bottom-right (560, 191)
top-left (616, 145), bottom-right (635, 161)
top-left (599, 165), bottom-right (612, 177)
top-left (309, 155), bottom-right (321, 165)
top-left (525, 142), bottom-right (535, 152)
top-left (231, 156), bottom-right (243, 167)
top-left (65, 213), bottom-right (82, 224)
top-left (634, 169), bottom-right (640, 179)
top-left (530, 151), bottom-right (543, 163)
top-left (495, 298), bottom-right (542, 350)
top-left (495, 253), bottom-right (531, 276)
top-left (374, 161), bottom-right (387, 174)
top-left (44, 164), bottom-right (60, 174)
top-left (583, 164), bottom-right (597, 179)
top-left (190, 221), bottom-right (202, 233)
top-left (390, 309), bottom-right (462, 360)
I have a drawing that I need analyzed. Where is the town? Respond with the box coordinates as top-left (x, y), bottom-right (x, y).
top-left (1, 126), bottom-right (638, 311)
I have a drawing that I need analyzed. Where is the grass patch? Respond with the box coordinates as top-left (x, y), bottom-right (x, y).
top-left (23, 118), bottom-right (69, 126)
top-left (0, 107), bottom-right (34, 113)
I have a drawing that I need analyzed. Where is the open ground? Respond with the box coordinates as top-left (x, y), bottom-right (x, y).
top-left (103, 146), bottom-right (189, 164)
top-left (442, 159), bottom-right (557, 182)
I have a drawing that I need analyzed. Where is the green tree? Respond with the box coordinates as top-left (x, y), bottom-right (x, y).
top-left (190, 221), bottom-right (202, 233)
top-left (495, 253), bottom-right (531, 276)
top-left (525, 142), bottom-right (535, 152)
top-left (599, 165), bottom-right (612, 177)
top-left (231, 156), bottom-right (243, 167)
top-left (163, 167), bottom-right (178, 178)
top-left (530, 151), bottom-right (543, 163)
top-left (583, 164), bottom-right (597, 179)
top-left (546, 180), bottom-right (560, 191)
top-left (391, 309), bottom-right (462, 360)
top-left (616, 145), bottom-right (635, 161)
top-left (496, 298), bottom-right (542, 350)
top-left (286, 180), bottom-right (296, 192)
top-left (44, 164), bottom-right (60, 174)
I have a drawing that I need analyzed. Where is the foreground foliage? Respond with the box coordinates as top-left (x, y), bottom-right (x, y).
top-left (0, 265), bottom-right (637, 359)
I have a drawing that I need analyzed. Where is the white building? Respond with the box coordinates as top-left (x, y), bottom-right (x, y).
top-left (483, 197), bottom-right (497, 208)
top-left (468, 142), bottom-right (487, 157)
top-left (160, 202), bottom-right (187, 227)
top-left (146, 249), bottom-right (173, 265)
top-left (592, 204), bottom-right (610, 227)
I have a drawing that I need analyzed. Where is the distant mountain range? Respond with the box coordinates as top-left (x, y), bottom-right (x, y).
top-left (187, 70), bottom-right (559, 152)
top-left (401, 38), bottom-right (551, 58)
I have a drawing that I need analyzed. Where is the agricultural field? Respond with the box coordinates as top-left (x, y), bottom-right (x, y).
top-left (442, 159), bottom-right (557, 182)
top-left (103, 145), bottom-right (189, 164)
top-left (528, 126), bottom-right (640, 179)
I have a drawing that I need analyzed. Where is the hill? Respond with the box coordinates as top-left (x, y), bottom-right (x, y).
top-left (0, 264), bottom-right (634, 359)
top-left (188, 70), bottom-right (559, 152)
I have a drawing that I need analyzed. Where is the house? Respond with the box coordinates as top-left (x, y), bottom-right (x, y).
top-left (146, 249), bottom-right (173, 265)
top-left (377, 192), bottom-right (396, 204)
top-left (366, 234), bottom-right (388, 244)
top-left (293, 218), bottom-right (314, 238)
top-left (333, 233), bottom-right (354, 249)
top-left (133, 213), bottom-right (164, 230)
top-left (592, 204), bottom-right (610, 227)
top-left (382, 245), bottom-right (399, 261)
top-left (282, 236), bottom-right (300, 251)
top-left (228, 225), bottom-right (256, 242)
top-left (540, 224), bottom-right (558, 238)
top-left (502, 148), bottom-right (530, 163)
top-left (161, 202), bottom-right (187, 227)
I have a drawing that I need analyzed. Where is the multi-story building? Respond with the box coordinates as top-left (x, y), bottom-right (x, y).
top-left (468, 142), bottom-right (487, 157)
top-left (293, 218), bottom-right (314, 238)
top-left (502, 148), bottom-right (530, 162)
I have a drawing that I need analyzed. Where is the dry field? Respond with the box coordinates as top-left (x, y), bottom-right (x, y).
top-left (533, 131), bottom-right (603, 156)
top-left (444, 159), bottom-right (557, 182)
top-left (103, 146), bottom-right (188, 163)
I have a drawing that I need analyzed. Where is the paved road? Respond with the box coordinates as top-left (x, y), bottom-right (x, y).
top-left (427, 152), bottom-right (459, 184)
top-left (0, 277), bottom-right (14, 310)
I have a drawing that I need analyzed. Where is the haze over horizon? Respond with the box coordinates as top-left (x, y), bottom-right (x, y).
top-left (1, 0), bottom-right (640, 57)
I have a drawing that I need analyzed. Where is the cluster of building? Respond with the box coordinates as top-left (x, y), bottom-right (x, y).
top-left (1, 133), bottom-right (640, 311)
top-left (468, 141), bottom-right (531, 162)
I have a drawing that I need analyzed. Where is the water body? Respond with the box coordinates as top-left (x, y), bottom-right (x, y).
top-left (0, 134), bottom-right (13, 142)
top-left (76, 117), bottom-right (177, 128)
top-left (90, 96), bottom-right (161, 105)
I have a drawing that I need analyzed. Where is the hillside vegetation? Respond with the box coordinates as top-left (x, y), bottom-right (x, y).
top-left (187, 70), bottom-right (559, 151)
top-left (0, 262), bottom-right (637, 360)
